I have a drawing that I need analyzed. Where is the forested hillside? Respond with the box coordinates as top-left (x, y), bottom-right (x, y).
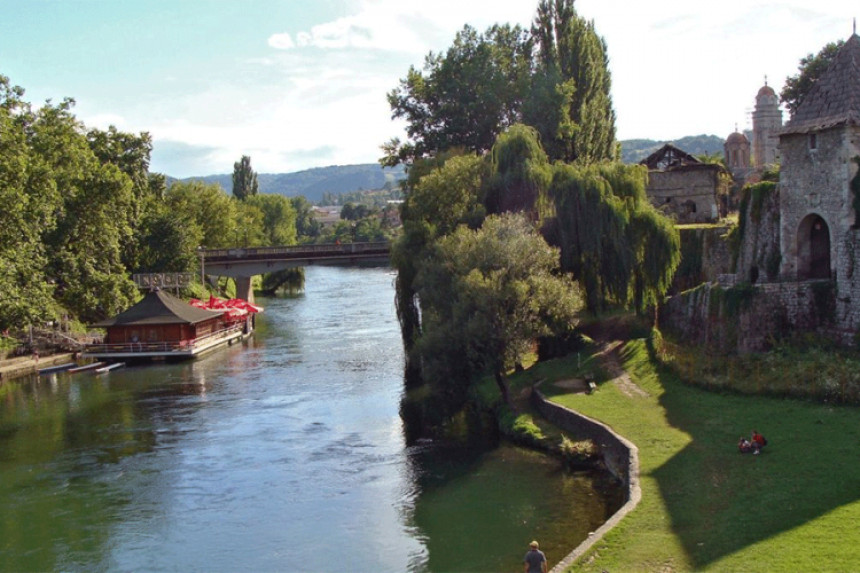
top-left (620, 134), bottom-right (728, 164)
top-left (181, 164), bottom-right (405, 203)
top-left (169, 135), bottom-right (724, 204)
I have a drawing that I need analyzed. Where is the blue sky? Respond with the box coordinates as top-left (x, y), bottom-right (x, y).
top-left (0, 0), bottom-right (852, 177)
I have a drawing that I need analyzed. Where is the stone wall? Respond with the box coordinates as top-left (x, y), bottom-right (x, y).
top-left (833, 228), bottom-right (860, 343)
top-left (648, 168), bottom-right (722, 224)
top-left (531, 386), bottom-right (641, 573)
top-left (734, 183), bottom-right (782, 283)
top-left (672, 226), bottom-right (733, 292)
top-left (660, 280), bottom-right (835, 353)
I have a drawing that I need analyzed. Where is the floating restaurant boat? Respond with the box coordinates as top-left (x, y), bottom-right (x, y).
top-left (83, 290), bottom-right (262, 361)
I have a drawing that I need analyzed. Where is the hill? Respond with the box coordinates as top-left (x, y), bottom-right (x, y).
top-left (168, 135), bottom-right (730, 203)
top-left (620, 134), bottom-right (728, 164)
top-left (179, 163), bottom-right (406, 203)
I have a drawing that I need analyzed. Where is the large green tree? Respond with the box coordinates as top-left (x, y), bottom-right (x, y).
top-left (391, 152), bottom-right (487, 376)
top-left (415, 212), bottom-right (582, 406)
top-left (383, 24), bottom-right (533, 166)
top-left (383, 1), bottom-right (616, 166)
top-left (135, 204), bottom-right (202, 273)
top-left (31, 99), bottom-right (138, 321)
top-left (529, 0), bottom-right (617, 163)
top-left (780, 40), bottom-right (843, 117)
top-left (0, 76), bottom-right (60, 328)
top-left (232, 154), bottom-right (259, 200)
top-left (291, 196), bottom-right (323, 241)
top-left (245, 193), bottom-right (297, 246)
top-left (166, 181), bottom-right (239, 249)
top-left (86, 126), bottom-right (156, 271)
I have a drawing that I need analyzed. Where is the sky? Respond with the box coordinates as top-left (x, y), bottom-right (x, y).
top-left (0, 0), bottom-right (854, 178)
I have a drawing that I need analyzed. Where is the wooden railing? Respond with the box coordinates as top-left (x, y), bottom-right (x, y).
top-left (85, 325), bottom-right (244, 354)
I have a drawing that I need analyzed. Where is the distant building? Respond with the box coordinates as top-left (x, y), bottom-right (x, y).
top-left (724, 129), bottom-right (752, 181)
top-left (84, 290), bottom-right (256, 360)
top-left (312, 206), bottom-right (342, 228)
top-left (640, 143), bottom-right (730, 223)
top-left (752, 82), bottom-right (783, 169)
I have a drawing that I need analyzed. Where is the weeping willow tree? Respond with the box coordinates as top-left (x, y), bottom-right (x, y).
top-left (551, 162), bottom-right (679, 313)
top-left (484, 124), bottom-right (553, 220)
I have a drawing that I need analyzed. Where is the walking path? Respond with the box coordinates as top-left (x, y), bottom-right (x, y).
top-left (597, 340), bottom-right (649, 398)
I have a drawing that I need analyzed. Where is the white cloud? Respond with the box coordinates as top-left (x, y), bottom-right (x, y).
top-left (83, 112), bottom-right (128, 130)
top-left (267, 32), bottom-right (295, 50)
top-left (143, 0), bottom-right (854, 176)
top-left (268, 0), bottom-right (536, 56)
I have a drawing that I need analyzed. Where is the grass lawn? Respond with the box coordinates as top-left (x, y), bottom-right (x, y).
top-left (524, 339), bottom-right (860, 572)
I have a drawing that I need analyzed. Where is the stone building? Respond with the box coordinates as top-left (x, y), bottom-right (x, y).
top-left (778, 33), bottom-right (860, 282)
top-left (661, 34), bottom-right (860, 351)
top-left (752, 82), bottom-right (783, 168)
top-left (724, 128), bottom-right (755, 199)
top-left (640, 143), bottom-right (730, 223)
top-left (724, 129), bottom-right (752, 179)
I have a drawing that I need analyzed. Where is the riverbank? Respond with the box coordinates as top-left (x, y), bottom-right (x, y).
top-left (0, 352), bottom-right (77, 383)
top-left (527, 337), bottom-right (860, 572)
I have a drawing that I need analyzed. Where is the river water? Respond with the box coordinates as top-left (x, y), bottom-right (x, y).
top-left (0, 266), bottom-right (620, 572)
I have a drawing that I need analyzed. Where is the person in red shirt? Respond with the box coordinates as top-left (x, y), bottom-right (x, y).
top-left (751, 430), bottom-right (766, 454)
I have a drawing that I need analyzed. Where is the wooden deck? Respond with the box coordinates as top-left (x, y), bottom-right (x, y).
top-left (82, 324), bottom-right (248, 360)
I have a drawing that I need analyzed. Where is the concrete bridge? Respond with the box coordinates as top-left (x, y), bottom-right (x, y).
top-left (200, 242), bottom-right (391, 301)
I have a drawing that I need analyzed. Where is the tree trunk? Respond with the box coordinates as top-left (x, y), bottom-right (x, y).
top-left (494, 369), bottom-right (515, 410)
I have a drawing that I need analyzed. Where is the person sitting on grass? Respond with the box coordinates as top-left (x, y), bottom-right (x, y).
top-left (751, 430), bottom-right (767, 454)
top-left (738, 437), bottom-right (752, 453)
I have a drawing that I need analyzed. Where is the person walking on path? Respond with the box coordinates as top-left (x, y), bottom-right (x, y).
top-left (524, 540), bottom-right (547, 573)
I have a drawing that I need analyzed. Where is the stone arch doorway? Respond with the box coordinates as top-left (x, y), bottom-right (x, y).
top-left (797, 214), bottom-right (831, 279)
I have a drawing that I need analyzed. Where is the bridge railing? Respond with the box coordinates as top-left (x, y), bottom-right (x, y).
top-left (203, 241), bottom-right (390, 261)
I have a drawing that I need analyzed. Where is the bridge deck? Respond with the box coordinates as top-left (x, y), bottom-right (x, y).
top-left (203, 242), bottom-right (390, 265)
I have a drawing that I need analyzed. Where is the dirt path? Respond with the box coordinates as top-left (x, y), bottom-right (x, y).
top-left (596, 340), bottom-right (648, 398)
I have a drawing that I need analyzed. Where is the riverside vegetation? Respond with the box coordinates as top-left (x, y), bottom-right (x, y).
top-left (0, 75), bottom-right (397, 349)
top-left (384, 3), bottom-right (860, 571)
top-left (465, 315), bottom-right (860, 571)
top-left (4, 0), bottom-right (858, 570)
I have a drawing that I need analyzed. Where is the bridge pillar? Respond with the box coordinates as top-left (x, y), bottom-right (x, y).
top-left (235, 276), bottom-right (255, 304)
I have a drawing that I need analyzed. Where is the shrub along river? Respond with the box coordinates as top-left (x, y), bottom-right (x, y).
top-left (0, 265), bottom-right (621, 572)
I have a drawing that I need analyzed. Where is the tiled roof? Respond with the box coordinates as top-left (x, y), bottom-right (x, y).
top-left (90, 290), bottom-right (223, 327)
top-left (783, 34), bottom-right (860, 134)
top-left (639, 143), bottom-right (700, 170)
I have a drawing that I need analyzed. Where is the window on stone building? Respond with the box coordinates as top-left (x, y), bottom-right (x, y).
top-left (810, 133), bottom-right (818, 151)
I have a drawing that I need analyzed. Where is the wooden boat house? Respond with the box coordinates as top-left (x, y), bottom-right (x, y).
top-left (84, 289), bottom-right (258, 360)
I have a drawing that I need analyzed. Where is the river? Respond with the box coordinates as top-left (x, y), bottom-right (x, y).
top-left (0, 265), bottom-right (620, 572)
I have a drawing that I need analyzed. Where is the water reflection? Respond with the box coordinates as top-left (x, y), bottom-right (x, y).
top-left (0, 266), bottom-right (620, 572)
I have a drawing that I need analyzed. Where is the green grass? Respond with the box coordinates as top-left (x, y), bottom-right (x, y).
top-left (471, 349), bottom-right (606, 463)
top-left (665, 336), bottom-right (860, 405)
top-left (532, 339), bottom-right (860, 572)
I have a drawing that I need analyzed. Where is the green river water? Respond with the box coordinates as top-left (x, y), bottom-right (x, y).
top-left (0, 266), bottom-right (621, 572)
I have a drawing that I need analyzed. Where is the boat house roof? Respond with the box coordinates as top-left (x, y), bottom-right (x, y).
top-left (91, 290), bottom-right (224, 328)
